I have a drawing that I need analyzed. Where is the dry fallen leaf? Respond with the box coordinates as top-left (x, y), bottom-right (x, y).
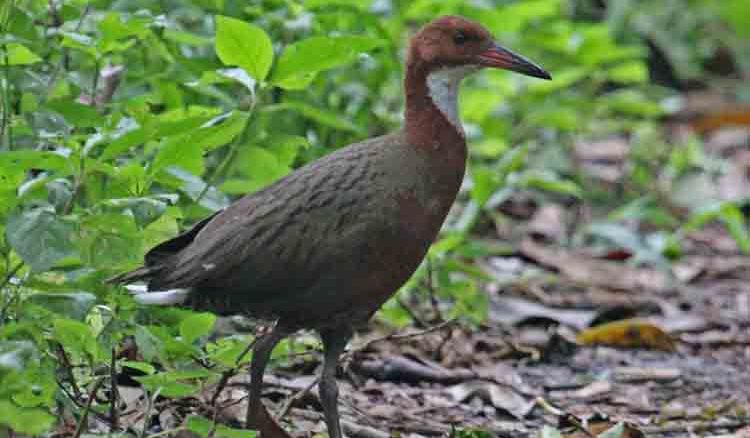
top-left (576, 318), bottom-right (676, 352)
top-left (445, 381), bottom-right (533, 419)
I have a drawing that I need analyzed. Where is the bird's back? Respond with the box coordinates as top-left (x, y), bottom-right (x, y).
top-left (118, 131), bottom-right (463, 328)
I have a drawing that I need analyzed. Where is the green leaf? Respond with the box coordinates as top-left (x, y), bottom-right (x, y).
top-left (121, 360), bottom-right (156, 375)
top-left (0, 402), bottom-right (55, 435)
top-left (151, 137), bottom-right (205, 177)
top-left (179, 312), bottom-right (216, 344)
top-left (6, 207), bottom-right (77, 272)
top-left (53, 318), bottom-right (100, 360)
top-left (187, 414), bottom-right (258, 437)
top-left (719, 203), bottom-right (750, 254)
top-left (265, 102), bottom-right (361, 133)
top-left (27, 292), bottom-right (96, 320)
top-left (190, 111), bottom-right (249, 152)
top-left (266, 135), bottom-right (308, 167)
top-left (0, 341), bottom-right (38, 372)
top-left (46, 99), bottom-right (104, 128)
top-left (105, 197), bottom-right (170, 229)
top-left (272, 36), bottom-right (384, 90)
top-left (187, 415), bottom-right (213, 438)
top-left (518, 171), bottom-right (582, 198)
top-left (608, 60), bottom-right (648, 84)
top-left (5, 43), bottom-right (42, 65)
top-left (134, 325), bottom-right (164, 362)
top-left (215, 16), bottom-right (273, 82)
top-left (0, 150), bottom-right (70, 173)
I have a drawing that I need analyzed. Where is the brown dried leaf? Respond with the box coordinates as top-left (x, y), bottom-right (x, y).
top-left (519, 239), bottom-right (669, 292)
top-left (576, 318), bottom-right (676, 352)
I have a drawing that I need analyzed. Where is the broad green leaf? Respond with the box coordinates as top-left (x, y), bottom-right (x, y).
top-left (264, 102), bottom-right (361, 132)
top-left (207, 338), bottom-right (253, 367)
top-left (5, 42), bottom-right (42, 65)
top-left (121, 360), bottom-right (156, 375)
top-left (179, 312), bottom-right (216, 344)
top-left (0, 402), bottom-right (55, 435)
top-left (79, 213), bottom-right (141, 269)
top-left (103, 196), bottom-right (172, 228)
top-left (272, 36), bottom-right (384, 90)
top-left (101, 127), bottom-right (150, 160)
top-left (0, 150), bottom-right (69, 173)
top-left (166, 167), bottom-right (229, 212)
top-left (190, 111), bottom-right (249, 151)
top-left (53, 318), bottom-right (100, 359)
top-left (0, 341), bottom-right (37, 372)
top-left (608, 60), bottom-right (648, 84)
top-left (164, 29), bottom-right (212, 46)
top-left (6, 207), bottom-right (77, 272)
top-left (46, 99), bottom-right (104, 128)
top-left (187, 415), bottom-right (213, 437)
top-left (215, 16), bottom-right (273, 81)
top-left (134, 325), bottom-right (164, 362)
top-left (266, 134), bottom-right (308, 167)
top-left (151, 136), bottom-right (205, 176)
top-left (27, 292), bottom-right (96, 320)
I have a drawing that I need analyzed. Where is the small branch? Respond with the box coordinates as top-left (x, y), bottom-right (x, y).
top-left (72, 377), bottom-right (105, 438)
top-left (0, 41), bottom-right (11, 150)
top-left (139, 388), bottom-right (161, 438)
top-left (276, 376), bottom-right (319, 420)
top-left (110, 347), bottom-right (120, 432)
top-left (54, 342), bottom-right (82, 399)
top-left (209, 336), bottom-right (257, 406)
top-left (344, 319), bottom-right (457, 360)
top-left (425, 257), bottom-right (443, 322)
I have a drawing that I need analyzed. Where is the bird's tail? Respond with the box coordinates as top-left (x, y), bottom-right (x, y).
top-left (107, 266), bottom-right (190, 306)
top-left (106, 266), bottom-right (159, 285)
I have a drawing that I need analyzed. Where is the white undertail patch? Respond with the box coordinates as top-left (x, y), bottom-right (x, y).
top-left (125, 284), bottom-right (190, 305)
top-left (426, 66), bottom-right (477, 134)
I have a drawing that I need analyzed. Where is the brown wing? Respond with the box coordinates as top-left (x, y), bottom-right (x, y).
top-left (147, 135), bottom-right (388, 297)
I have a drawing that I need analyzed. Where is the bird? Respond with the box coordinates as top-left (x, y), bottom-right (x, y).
top-left (109, 15), bottom-right (550, 438)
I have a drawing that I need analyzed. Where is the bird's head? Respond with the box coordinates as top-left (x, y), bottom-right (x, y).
top-left (408, 16), bottom-right (550, 80)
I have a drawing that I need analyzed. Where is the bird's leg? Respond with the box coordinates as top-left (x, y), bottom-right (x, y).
top-left (318, 327), bottom-right (352, 438)
top-left (245, 324), bottom-right (288, 430)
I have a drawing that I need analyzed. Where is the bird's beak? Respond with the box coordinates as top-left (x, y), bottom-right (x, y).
top-left (477, 43), bottom-right (551, 80)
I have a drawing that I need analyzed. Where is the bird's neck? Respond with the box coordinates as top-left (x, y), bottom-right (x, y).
top-left (404, 63), bottom-right (472, 151)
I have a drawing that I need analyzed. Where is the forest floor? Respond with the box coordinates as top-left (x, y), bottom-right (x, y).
top-left (256, 98), bottom-right (750, 438)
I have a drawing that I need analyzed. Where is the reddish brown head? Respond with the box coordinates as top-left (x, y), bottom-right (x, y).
top-left (407, 16), bottom-right (550, 79)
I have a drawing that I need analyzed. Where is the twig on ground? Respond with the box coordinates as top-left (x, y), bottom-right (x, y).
top-left (276, 376), bottom-right (319, 420)
top-left (344, 318), bottom-right (457, 360)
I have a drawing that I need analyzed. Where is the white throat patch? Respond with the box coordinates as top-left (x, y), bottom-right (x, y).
top-left (426, 66), bottom-right (477, 134)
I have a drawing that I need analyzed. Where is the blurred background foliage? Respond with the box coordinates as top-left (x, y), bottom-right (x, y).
top-left (0, 0), bottom-right (748, 434)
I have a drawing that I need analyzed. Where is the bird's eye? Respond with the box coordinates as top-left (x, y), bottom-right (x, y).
top-left (453, 31), bottom-right (467, 45)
